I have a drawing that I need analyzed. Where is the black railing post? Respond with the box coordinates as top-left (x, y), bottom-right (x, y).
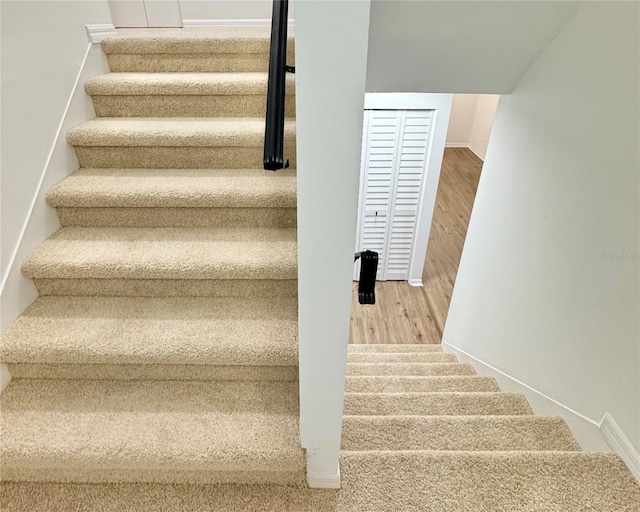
top-left (263, 0), bottom-right (289, 171)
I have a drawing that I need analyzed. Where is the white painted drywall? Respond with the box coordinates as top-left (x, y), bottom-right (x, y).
top-left (446, 95), bottom-right (479, 145)
top-left (468, 95), bottom-right (499, 160)
top-left (295, 0), bottom-right (371, 487)
top-left (1, 0), bottom-right (111, 299)
top-left (366, 0), bottom-right (580, 94)
top-left (446, 94), bottom-right (498, 160)
top-left (179, 0), bottom-right (294, 22)
top-left (444, 1), bottom-right (640, 454)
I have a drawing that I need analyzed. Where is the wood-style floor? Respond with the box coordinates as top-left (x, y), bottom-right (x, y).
top-left (350, 148), bottom-right (483, 344)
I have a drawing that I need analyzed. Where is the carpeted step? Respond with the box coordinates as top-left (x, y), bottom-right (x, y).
top-left (337, 451), bottom-right (640, 512)
top-left (341, 416), bottom-right (581, 451)
top-left (32, 277), bottom-right (298, 298)
top-left (345, 375), bottom-right (500, 393)
top-left (22, 227), bottom-right (296, 288)
top-left (103, 28), bottom-right (295, 73)
top-left (86, 73), bottom-right (296, 117)
top-left (47, 168), bottom-right (297, 228)
top-left (348, 344), bottom-right (443, 353)
top-left (347, 352), bottom-right (457, 363)
top-left (347, 362), bottom-right (477, 377)
top-left (343, 392), bottom-right (533, 416)
top-left (66, 118), bottom-right (296, 169)
top-left (4, 453), bottom-right (638, 511)
top-left (0, 296), bottom-right (298, 381)
top-left (0, 379), bottom-right (305, 485)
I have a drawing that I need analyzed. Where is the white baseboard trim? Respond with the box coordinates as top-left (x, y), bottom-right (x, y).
top-left (442, 342), bottom-right (611, 452)
top-left (444, 143), bottom-right (485, 161)
top-left (408, 278), bottom-right (423, 287)
top-left (467, 143), bottom-right (485, 161)
top-left (307, 468), bottom-right (341, 489)
top-left (85, 24), bottom-right (116, 44)
top-left (599, 413), bottom-right (640, 483)
top-left (183, 19), bottom-right (294, 28)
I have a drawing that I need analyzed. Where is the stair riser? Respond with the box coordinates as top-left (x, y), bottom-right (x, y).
top-left (341, 417), bottom-right (581, 451)
top-left (347, 363), bottom-right (477, 377)
top-left (348, 344), bottom-right (443, 353)
top-left (57, 207), bottom-right (297, 228)
top-left (92, 95), bottom-right (296, 118)
top-left (74, 146), bottom-right (297, 169)
top-left (33, 278), bottom-right (298, 298)
top-left (8, 363), bottom-right (297, 382)
top-left (107, 54), bottom-right (273, 73)
top-left (102, 37), bottom-right (295, 56)
top-left (343, 394), bottom-right (533, 416)
top-left (347, 353), bottom-right (457, 363)
top-left (1, 467), bottom-right (305, 486)
top-left (345, 377), bottom-right (500, 393)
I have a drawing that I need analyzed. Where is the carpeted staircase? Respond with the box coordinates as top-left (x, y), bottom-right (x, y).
top-left (1, 28), bottom-right (303, 485)
top-left (1, 28), bottom-right (640, 511)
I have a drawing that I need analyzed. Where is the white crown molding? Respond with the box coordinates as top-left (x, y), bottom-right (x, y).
top-left (183, 19), bottom-right (294, 28)
top-left (85, 24), bottom-right (117, 44)
top-left (599, 413), bottom-right (640, 484)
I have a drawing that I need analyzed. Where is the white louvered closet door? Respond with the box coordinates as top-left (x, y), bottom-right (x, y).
top-left (356, 109), bottom-right (434, 281)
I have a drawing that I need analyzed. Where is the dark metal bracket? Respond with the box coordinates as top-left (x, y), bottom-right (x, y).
top-left (354, 251), bottom-right (378, 305)
top-left (285, 65), bottom-right (296, 73)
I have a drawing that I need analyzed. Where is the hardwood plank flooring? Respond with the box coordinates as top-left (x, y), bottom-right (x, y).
top-left (350, 148), bottom-right (483, 344)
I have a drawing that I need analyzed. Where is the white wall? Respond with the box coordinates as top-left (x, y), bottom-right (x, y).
top-left (295, 0), bottom-right (371, 487)
top-left (468, 95), bottom-right (499, 159)
top-left (0, 1), bottom-right (112, 389)
top-left (446, 94), bottom-right (499, 160)
top-left (179, 0), bottom-right (294, 22)
top-left (444, 1), bottom-right (639, 458)
top-left (366, 1), bottom-right (580, 94)
top-left (446, 95), bottom-right (479, 145)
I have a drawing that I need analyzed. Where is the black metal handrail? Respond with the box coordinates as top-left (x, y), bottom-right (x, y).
top-left (264, 0), bottom-right (290, 171)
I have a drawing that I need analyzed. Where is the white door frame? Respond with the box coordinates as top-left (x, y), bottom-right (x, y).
top-left (361, 93), bottom-right (453, 286)
top-left (108, 0), bottom-right (183, 28)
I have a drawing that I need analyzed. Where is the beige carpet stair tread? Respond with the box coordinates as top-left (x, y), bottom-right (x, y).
top-left (342, 415), bottom-right (581, 451)
top-left (47, 168), bottom-right (297, 209)
top-left (347, 362), bottom-right (477, 376)
top-left (344, 392), bottom-right (533, 416)
top-left (67, 118), bottom-right (296, 147)
top-left (4, 452), bottom-right (639, 512)
top-left (22, 227), bottom-right (297, 280)
top-left (338, 451), bottom-right (640, 512)
top-left (1, 379), bottom-right (304, 484)
top-left (103, 27), bottom-right (294, 55)
top-left (347, 352), bottom-right (457, 363)
top-left (345, 375), bottom-right (501, 393)
top-left (86, 72), bottom-right (295, 96)
top-left (348, 344), bottom-right (443, 353)
top-left (0, 296), bottom-right (297, 368)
